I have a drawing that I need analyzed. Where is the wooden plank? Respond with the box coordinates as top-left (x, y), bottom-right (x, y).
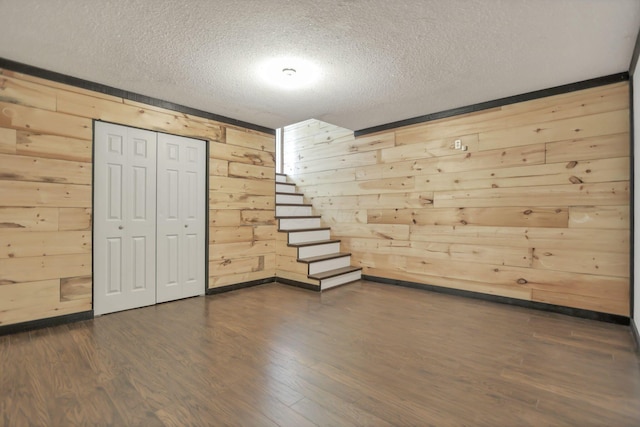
top-left (209, 176), bottom-right (274, 195)
top-left (0, 74), bottom-right (57, 111)
top-left (568, 206), bottom-right (629, 230)
top-left (226, 128), bottom-right (275, 153)
top-left (0, 279), bottom-right (59, 325)
top-left (291, 151), bottom-right (378, 175)
top-left (532, 248), bottom-right (629, 278)
top-left (209, 226), bottom-right (253, 244)
top-left (546, 133), bottom-right (630, 163)
top-left (0, 181), bottom-right (91, 207)
top-left (302, 176), bottom-right (415, 197)
top-left (58, 208), bottom-right (92, 231)
top-left (0, 207), bottom-right (58, 231)
top-left (0, 230), bottom-right (90, 259)
top-left (361, 266), bottom-right (532, 301)
top-left (208, 254), bottom-right (274, 276)
top-left (386, 133), bottom-right (479, 160)
top-left (228, 162), bottom-right (273, 180)
top-left (253, 225), bottom-right (277, 241)
top-left (0, 127), bottom-right (16, 154)
top-left (433, 182), bottom-right (629, 208)
top-left (276, 254), bottom-right (309, 275)
top-left (56, 90), bottom-right (223, 141)
top-left (415, 157), bottom-right (629, 192)
top-left (293, 132), bottom-right (394, 162)
top-left (330, 223), bottom-right (410, 240)
top-left (16, 131), bottom-right (92, 162)
top-left (209, 193), bottom-right (274, 210)
top-left (319, 210), bottom-right (367, 225)
top-left (311, 192), bottom-right (433, 210)
top-left (531, 289), bottom-right (627, 316)
top-left (208, 270), bottom-right (276, 288)
top-left (409, 225), bottom-right (629, 253)
top-left (345, 238), bottom-right (531, 268)
top-left (0, 101), bottom-right (92, 140)
top-left (358, 143), bottom-right (546, 180)
top-left (0, 153), bottom-right (91, 184)
top-left (209, 241), bottom-right (275, 260)
top-left (368, 207), bottom-right (568, 228)
top-left (209, 158), bottom-right (229, 177)
top-left (0, 254), bottom-right (91, 284)
top-left (287, 168), bottom-right (356, 186)
top-left (60, 275), bottom-right (92, 302)
top-left (209, 209), bottom-right (242, 226)
top-left (479, 110), bottom-right (629, 151)
top-left (241, 210), bottom-right (276, 225)
top-left (211, 142), bottom-right (275, 167)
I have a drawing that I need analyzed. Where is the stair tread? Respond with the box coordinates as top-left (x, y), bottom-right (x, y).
top-left (309, 266), bottom-right (362, 280)
top-left (276, 173), bottom-right (287, 176)
top-left (298, 252), bottom-right (351, 264)
top-left (276, 182), bottom-right (296, 186)
top-left (276, 203), bottom-right (313, 207)
top-left (288, 239), bottom-right (341, 248)
top-left (278, 215), bottom-right (321, 219)
top-left (276, 192), bottom-right (304, 196)
top-left (288, 227), bottom-right (331, 232)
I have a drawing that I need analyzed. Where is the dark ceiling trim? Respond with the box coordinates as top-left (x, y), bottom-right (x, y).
top-left (0, 57), bottom-right (275, 135)
top-left (630, 26), bottom-right (640, 76)
top-left (355, 72), bottom-right (630, 137)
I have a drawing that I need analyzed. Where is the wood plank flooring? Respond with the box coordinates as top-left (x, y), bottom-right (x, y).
top-left (1, 281), bottom-right (639, 426)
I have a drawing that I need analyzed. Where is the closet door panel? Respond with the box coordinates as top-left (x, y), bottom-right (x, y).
top-left (157, 133), bottom-right (206, 303)
top-left (94, 122), bottom-right (157, 315)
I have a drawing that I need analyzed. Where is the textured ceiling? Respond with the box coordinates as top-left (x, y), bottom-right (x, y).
top-left (0, 0), bottom-right (638, 131)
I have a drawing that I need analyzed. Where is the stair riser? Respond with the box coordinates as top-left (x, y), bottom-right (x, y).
top-left (308, 256), bottom-right (351, 275)
top-left (288, 229), bottom-right (331, 244)
top-left (276, 183), bottom-right (297, 193)
top-left (275, 175), bottom-right (287, 183)
top-left (322, 270), bottom-right (362, 290)
top-left (276, 205), bottom-right (313, 217)
top-left (298, 242), bottom-right (341, 258)
top-left (276, 194), bottom-right (304, 204)
top-left (279, 217), bottom-right (321, 230)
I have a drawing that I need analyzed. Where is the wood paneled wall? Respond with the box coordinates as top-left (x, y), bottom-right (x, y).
top-left (0, 68), bottom-right (275, 326)
top-left (283, 82), bottom-right (630, 316)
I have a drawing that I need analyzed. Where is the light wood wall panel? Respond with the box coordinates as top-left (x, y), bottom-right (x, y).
top-left (283, 82), bottom-right (630, 316)
top-left (0, 67), bottom-right (276, 326)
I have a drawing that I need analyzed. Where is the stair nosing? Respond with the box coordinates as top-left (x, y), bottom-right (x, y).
top-left (276, 192), bottom-right (304, 196)
top-left (309, 266), bottom-right (362, 280)
top-left (276, 182), bottom-right (296, 186)
top-left (276, 203), bottom-right (313, 207)
top-left (298, 252), bottom-right (352, 264)
top-left (277, 215), bottom-right (321, 219)
top-left (288, 239), bottom-right (341, 248)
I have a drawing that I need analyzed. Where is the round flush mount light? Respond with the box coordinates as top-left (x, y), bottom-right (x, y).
top-left (258, 57), bottom-right (320, 90)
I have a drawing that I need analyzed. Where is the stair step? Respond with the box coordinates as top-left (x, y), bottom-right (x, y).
top-left (288, 239), bottom-right (341, 248)
top-left (278, 216), bottom-right (322, 231)
top-left (319, 268), bottom-right (362, 290)
top-left (276, 193), bottom-right (304, 204)
top-left (275, 173), bottom-right (287, 183)
top-left (298, 252), bottom-right (351, 264)
top-left (309, 266), bottom-right (362, 280)
top-left (276, 182), bottom-right (297, 193)
top-left (276, 204), bottom-right (313, 217)
top-left (287, 228), bottom-right (331, 244)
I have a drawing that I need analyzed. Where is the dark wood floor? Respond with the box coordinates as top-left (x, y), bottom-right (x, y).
top-left (1, 281), bottom-right (639, 426)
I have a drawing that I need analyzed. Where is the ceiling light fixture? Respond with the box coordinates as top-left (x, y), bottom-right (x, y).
top-left (258, 57), bottom-right (320, 90)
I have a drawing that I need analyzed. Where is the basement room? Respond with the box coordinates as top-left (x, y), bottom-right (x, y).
top-left (0, 0), bottom-right (639, 425)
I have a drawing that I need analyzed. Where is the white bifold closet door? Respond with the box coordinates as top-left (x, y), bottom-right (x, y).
top-left (94, 122), bottom-right (206, 316)
top-left (156, 133), bottom-right (206, 303)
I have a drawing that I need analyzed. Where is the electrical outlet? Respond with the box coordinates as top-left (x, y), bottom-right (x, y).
top-left (462, 145), bottom-right (468, 151)
top-left (454, 139), bottom-right (461, 149)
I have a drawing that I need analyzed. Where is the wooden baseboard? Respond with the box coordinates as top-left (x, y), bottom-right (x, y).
top-left (206, 277), bottom-right (276, 295)
top-left (0, 311), bottom-right (93, 336)
top-left (276, 277), bottom-right (321, 292)
top-left (362, 275), bottom-right (630, 325)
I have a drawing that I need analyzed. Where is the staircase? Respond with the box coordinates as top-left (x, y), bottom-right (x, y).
top-left (276, 173), bottom-right (362, 290)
